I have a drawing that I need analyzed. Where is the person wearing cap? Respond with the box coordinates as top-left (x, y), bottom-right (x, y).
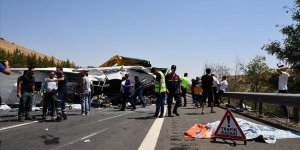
top-left (201, 68), bottom-right (216, 114)
top-left (180, 73), bottom-right (189, 107)
top-left (119, 74), bottom-right (136, 111)
top-left (276, 66), bottom-right (290, 116)
top-left (151, 67), bottom-right (166, 118)
top-left (165, 65), bottom-right (182, 116)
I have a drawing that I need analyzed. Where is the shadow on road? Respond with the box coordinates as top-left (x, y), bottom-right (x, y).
top-left (40, 134), bottom-right (60, 145)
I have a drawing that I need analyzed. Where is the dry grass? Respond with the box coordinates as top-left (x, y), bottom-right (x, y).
top-left (0, 38), bottom-right (61, 63)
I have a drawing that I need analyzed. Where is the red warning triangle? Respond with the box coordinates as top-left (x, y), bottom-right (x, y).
top-left (214, 109), bottom-right (246, 140)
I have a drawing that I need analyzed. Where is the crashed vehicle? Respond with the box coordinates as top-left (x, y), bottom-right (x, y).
top-left (0, 68), bottom-right (80, 106)
top-left (77, 66), bottom-right (157, 107)
top-left (0, 55), bottom-right (167, 108)
top-left (0, 66), bottom-right (159, 107)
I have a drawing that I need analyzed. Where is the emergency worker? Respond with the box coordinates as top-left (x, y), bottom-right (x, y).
top-left (165, 65), bottom-right (182, 116)
top-left (151, 67), bottom-right (166, 118)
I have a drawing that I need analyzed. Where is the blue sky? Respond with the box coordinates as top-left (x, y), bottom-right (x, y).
top-left (0, 0), bottom-right (295, 79)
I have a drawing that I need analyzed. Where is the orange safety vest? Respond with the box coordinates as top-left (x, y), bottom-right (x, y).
top-left (194, 84), bottom-right (203, 95)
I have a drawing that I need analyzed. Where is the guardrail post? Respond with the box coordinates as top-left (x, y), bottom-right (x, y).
top-left (227, 97), bottom-right (230, 105)
top-left (259, 99), bottom-right (263, 115)
top-left (240, 98), bottom-right (244, 111)
top-left (293, 107), bottom-right (299, 123)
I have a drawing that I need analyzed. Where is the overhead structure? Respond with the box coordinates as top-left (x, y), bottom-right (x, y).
top-left (100, 55), bottom-right (151, 67)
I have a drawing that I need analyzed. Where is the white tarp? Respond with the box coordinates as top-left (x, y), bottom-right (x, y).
top-left (0, 104), bottom-right (11, 110)
top-left (207, 118), bottom-right (300, 144)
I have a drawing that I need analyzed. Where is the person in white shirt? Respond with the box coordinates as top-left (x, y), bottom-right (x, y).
top-left (85, 72), bottom-right (94, 111)
top-left (211, 74), bottom-right (220, 107)
top-left (41, 71), bottom-right (58, 120)
top-left (276, 66), bottom-right (290, 116)
top-left (215, 76), bottom-right (228, 107)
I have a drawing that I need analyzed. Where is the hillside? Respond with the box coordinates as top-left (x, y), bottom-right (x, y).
top-left (0, 38), bottom-right (61, 63)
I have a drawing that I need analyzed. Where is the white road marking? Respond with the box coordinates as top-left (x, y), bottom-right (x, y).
top-left (97, 112), bottom-right (132, 122)
top-left (138, 106), bottom-right (167, 150)
top-left (52, 129), bottom-right (108, 150)
top-left (0, 121), bottom-right (38, 131)
top-left (52, 112), bottom-right (132, 150)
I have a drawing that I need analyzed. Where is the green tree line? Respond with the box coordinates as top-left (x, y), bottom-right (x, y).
top-left (0, 47), bottom-right (76, 68)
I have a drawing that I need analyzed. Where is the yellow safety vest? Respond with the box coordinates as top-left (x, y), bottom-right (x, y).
top-left (155, 71), bottom-right (166, 93)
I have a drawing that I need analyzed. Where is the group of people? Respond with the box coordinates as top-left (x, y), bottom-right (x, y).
top-left (190, 68), bottom-right (228, 114)
top-left (0, 59), bottom-right (292, 121)
top-left (119, 74), bottom-right (146, 111)
top-left (151, 65), bottom-right (229, 118)
top-left (15, 67), bottom-right (68, 122)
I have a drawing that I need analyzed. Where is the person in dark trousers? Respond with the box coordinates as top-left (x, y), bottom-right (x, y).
top-left (49, 67), bottom-right (68, 121)
top-left (41, 71), bottom-right (58, 120)
top-left (201, 68), bottom-right (216, 114)
top-left (276, 66), bottom-right (290, 117)
top-left (211, 74), bottom-right (219, 107)
top-left (151, 67), bottom-right (166, 118)
top-left (193, 77), bottom-right (203, 108)
top-left (180, 73), bottom-right (189, 107)
top-left (132, 76), bottom-right (146, 107)
top-left (215, 76), bottom-right (228, 107)
top-left (17, 67), bottom-right (35, 122)
top-left (165, 65), bottom-right (182, 116)
top-left (119, 74), bottom-right (136, 111)
top-left (191, 79), bottom-right (196, 104)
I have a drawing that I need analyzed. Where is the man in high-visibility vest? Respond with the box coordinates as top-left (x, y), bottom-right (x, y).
top-left (151, 67), bottom-right (166, 118)
top-left (180, 73), bottom-right (189, 107)
top-left (165, 65), bottom-right (182, 117)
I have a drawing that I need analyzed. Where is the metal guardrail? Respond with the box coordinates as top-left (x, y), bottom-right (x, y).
top-left (221, 92), bottom-right (300, 123)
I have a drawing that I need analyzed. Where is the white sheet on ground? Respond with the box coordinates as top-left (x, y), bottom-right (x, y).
top-left (0, 104), bottom-right (11, 110)
top-left (206, 118), bottom-right (300, 144)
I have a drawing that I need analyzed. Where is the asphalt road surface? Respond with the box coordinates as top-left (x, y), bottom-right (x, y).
top-left (1, 97), bottom-right (300, 150)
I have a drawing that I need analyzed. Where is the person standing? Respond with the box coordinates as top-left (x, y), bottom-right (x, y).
top-left (17, 67), bottom-right (35, 121)
top-left (80, 70), bottom-right (90, 115)
top-left (85, 72), bottom-right (94, 111)
top-left (180, 73), bottom-right (189, 107)
top-left (151, 67), bottom-right (166, 118)
top-left (0, 60), bottom-right (11, 75)
top-left (41, 71), bottom-right (58, 120)
top-left (132, 76), bottom-right (146, 107)
top-left (191, 79), bottom-right (196, 104)
top-left (119, 74), bottom-right (136, 111)
top-left (165, 65), bottom-right (182, 116)
top-left (276, 66), bottom-right (290, 116)
top-left (50, 67), bottom-right (68, 121)
top-left (201, 68), bottom-right (215, 114)
top-left (215, 76), bottom-right (228, 107)
top-left (211, 74), bottom-right (219, 107)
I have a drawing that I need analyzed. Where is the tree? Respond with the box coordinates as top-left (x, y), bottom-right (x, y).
top-left (242, 56), bottom-right (272, 92)
top-left (262, 0), bottom-right (300, 71)
top-left (227, 55), bottom-right (248, 92)
top-left (203, 63), bottom-right (231, 78)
